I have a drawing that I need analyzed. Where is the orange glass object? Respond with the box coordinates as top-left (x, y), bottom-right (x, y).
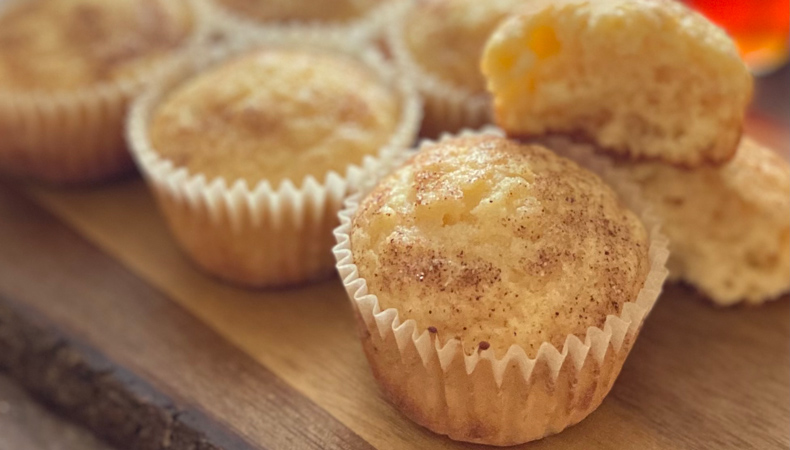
top-left (682, 0), bottom-right (790, 74)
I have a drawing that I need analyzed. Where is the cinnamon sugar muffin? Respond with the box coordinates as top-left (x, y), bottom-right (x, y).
top-left (391, 0), bottom-right (524, 136)
top-left (337, 133), bottom-right (667, 445)
top-left (131, 44), bottom-right (419, 287)
top-left (481, 0), bottom-right (752, 167)
top-left (0, 0), bottom-right (195, 183)
top-left (149, 49), bottom-right (401, 186)
top-left (352, 134), bottom-right (649, 357)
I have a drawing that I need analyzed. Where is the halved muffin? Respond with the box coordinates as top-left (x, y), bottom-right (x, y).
top-left (481, 0), bottom-right (752, 167)
top-left (548, 135), bottom-right (790, 306)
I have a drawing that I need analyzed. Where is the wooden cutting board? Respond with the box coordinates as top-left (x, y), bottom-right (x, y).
top-left (0, 117), bottom-right (788, 449)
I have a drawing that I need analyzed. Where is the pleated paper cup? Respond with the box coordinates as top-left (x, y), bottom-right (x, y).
top-left (127, 35), bottom-right (422, 288)
top-left (0, 0), bottom-right (205, 185)
top-left (194, 0), bottom-right (403, 46)
top-left (386, 13), bottom-right (492, 138)
top-left (333, 128), bottom-right (669, 445)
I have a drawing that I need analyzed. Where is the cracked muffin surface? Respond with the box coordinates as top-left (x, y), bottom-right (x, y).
top-left (351, 135), bottom-right (650, 358)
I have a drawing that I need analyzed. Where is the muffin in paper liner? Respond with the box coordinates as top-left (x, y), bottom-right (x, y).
top-left (127, 35), bottom-right (422, 288)
top-left (0, 0), bottom-right (205, 185)
top-left (194, 0), bottom-right (403, 46)
top-left (385, 6), bottom-right (492, 138)
top-left (332, 128), bottom-right (669, 445)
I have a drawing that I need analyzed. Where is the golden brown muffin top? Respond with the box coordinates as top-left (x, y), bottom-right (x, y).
top-left (351, 135), bottom-right (650, 358)
top-left (0, 0), bottom-right (193, 91)
top-left (216, 0), bottom-right (385, 24)
top-left (149, 48), bottom-right (401, 186)
top-left (403, 0), bottom-right (523, 91)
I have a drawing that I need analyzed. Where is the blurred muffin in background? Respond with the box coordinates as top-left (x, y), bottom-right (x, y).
top-left (128, 41), bottom-right (420, 287)
top-left (0, 0), bottom-right (196, 184)
top-left (389, 0), bottom-right (524, 137)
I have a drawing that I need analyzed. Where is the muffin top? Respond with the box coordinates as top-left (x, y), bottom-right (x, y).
top-left (351, 135), bottom-right (650, 358)
top-left (149, 48), bottom-right (401, 186)
top-left (403, 0), bottom-right (522, 91)
top-left (215, 0), bottom-right (385, 24)
top-left (0, 0), bottom-right (193, 91)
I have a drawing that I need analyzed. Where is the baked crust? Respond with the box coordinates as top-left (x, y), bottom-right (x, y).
top-left (149, 48), bottom-right (401, 186)
top-left (351, 134), bottom-right (650, 358)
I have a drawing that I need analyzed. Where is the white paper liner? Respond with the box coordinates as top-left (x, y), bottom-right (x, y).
top-left (386, 8), bottom-right (492, 138)
top-left (193, 0), bottom-right (402, 47)
top-left (332, 127), bottom-right (669, 445)
top-left (0, 0), bottom-right (206, 185)
top-left (127, 34), bottom-right (422, 288)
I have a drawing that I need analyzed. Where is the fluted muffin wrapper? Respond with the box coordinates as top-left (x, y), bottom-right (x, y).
top-left (0, 0), bottom-right (206, 185)
top-left (385, 10), bottom-right (492, 138)
top-left (332, 127), bottom-right (669, 446)
top-left (193, 0), bottom-right (402, 47)
top-left (127, 34), bottom-right (422, 288)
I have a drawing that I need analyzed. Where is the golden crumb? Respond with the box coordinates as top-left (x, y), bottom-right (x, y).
top-left (481, 0), bottom-right (752, 167)
top-left (351, 135), bottom-right (649, 357)
top-left (148, 48), bottom-right (401, 186)
top-left (0, 0), bottom-right (193, 90)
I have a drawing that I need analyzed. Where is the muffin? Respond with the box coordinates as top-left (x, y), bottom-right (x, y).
top-left (549, 136), bottom-right (790, 306)
top-left (199, 0), bottom-right (398, 43)
top-left (334, 131), bottom-right (668, 445)
top-left (481, 0), bottom-right (753, 167)
top-left (389, 0), bottom-right (523, 137)
top-left (129, 40), bottom-right (420, 287)
top-left (0, 0), bottom-right (196, 184)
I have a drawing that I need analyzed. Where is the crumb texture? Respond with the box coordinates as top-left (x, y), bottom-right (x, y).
top-left (351, 135), bottom-right (649, 357)
top-left (613, 138), bottom-right (790, 305)
top-left (0, 0), bottom-right (193, 90)
top-left (216, 0), bottom-right (384, 23)
top-left (403, 0), bottom-right (524, 91)
top-left (481, 0), bottom-right (753, 166)
top-left (149, 48), bottom-right (400, 186)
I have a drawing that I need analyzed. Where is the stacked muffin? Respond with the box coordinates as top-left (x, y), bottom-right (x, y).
top-left (0, 0), bottom-right (786, 446)
top-left (482, 0), bottom-right (789, 306)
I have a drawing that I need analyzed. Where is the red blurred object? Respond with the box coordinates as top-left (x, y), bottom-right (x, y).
top-left (682, 0), bottom-right (790, 74)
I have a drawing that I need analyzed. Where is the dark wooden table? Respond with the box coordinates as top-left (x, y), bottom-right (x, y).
top-left (0, 67), bottom-right (787, 450)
